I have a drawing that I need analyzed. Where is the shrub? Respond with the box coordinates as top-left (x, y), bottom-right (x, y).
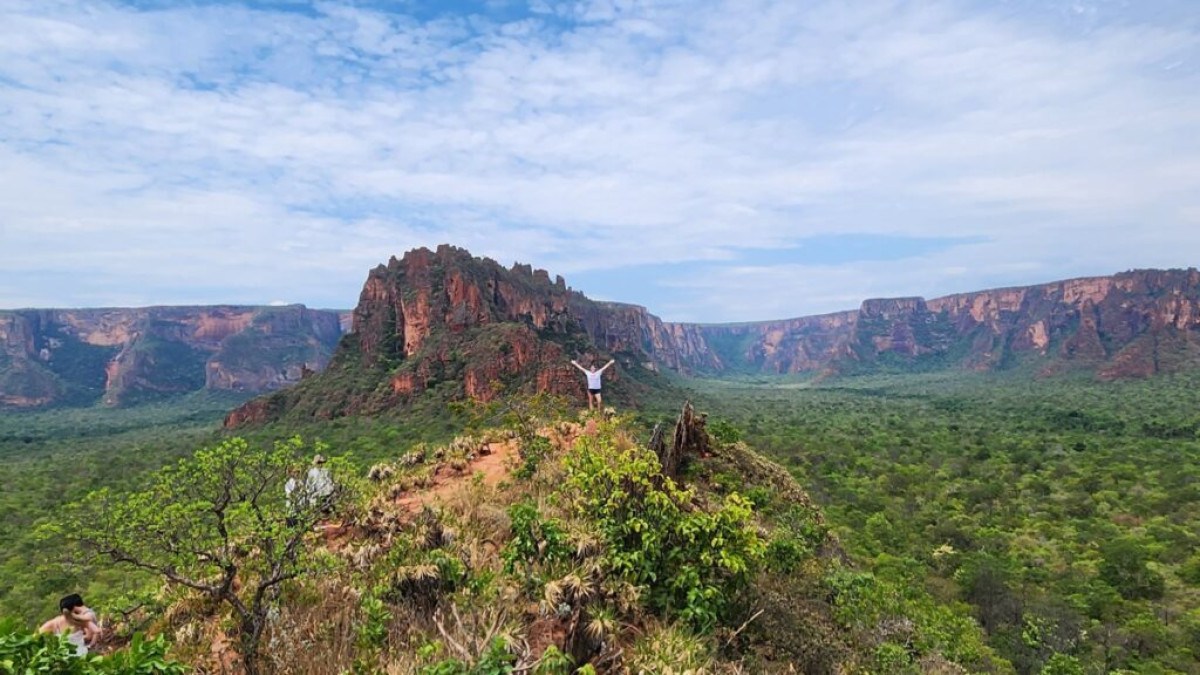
top-left (1099, 538), bottom-right (1165, 601)
top-left (502, 501), bottom-right (571, 581)
top-left (708, 419), bottom-right (742, 444)
top-left (1040, 652), bottom-right (1084, 675)
top-left (563, 433), bottom-right (765, 630)
top-left (765, 535), bottom-right (808, 573)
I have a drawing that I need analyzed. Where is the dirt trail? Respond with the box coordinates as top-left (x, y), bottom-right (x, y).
top-left (395, 439), bottom-right (518, 512)
top-left (393, 421), bottom-right (591, 513)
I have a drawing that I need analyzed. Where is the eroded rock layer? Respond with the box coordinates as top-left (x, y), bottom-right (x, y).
top-left (667, 269), bottom-right (1200, 378)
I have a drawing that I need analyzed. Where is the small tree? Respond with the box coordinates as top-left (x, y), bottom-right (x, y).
top-left (1099, 537), bottom-right (1165, 601)
top-left (51, 436), bottom-right (351, 675)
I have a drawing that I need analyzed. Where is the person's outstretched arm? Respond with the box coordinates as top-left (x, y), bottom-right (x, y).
top-left (598, 359), bottom-right (615, 373)
top-left (570, 360), bottom-right (588, 373)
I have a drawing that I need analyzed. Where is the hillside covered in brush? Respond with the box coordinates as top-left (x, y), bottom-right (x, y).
top-left (10, 401), bottom-right (1004, 673)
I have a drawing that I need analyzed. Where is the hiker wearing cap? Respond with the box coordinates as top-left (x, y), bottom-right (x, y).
top-left (571, 358), bottom-right (615, 411)
top-left (39, 593), bottom-right (101, 655)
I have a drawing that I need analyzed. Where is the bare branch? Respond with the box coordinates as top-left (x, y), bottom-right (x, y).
top-left (724, 608), bottom-right (765, 648)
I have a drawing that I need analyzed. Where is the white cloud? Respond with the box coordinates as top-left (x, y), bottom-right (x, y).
top-left (0, 0), bottom-right (1197, 319)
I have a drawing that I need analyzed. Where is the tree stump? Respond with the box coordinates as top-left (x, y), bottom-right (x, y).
top-left (659, 401), bottom-right (709, 478)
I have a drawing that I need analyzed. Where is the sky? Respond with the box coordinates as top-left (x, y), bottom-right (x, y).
top-left (1, 0), bottom-right (1198, 322)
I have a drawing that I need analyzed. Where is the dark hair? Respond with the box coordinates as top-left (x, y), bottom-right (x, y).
top-left (59, 594), bottom-right (85, 612)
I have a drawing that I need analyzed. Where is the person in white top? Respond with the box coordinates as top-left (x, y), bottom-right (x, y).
top-left (570, 358), bottom-right (615, 411)
top-left (306, 455), bottom-right (335, 509)
top-left (285, 455), bottom-right (336, 527)
top-left (38, 593), bottom-right (101, 656)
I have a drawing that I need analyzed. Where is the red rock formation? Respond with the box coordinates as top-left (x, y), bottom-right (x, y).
top-left (226, 247), bottom-right (658, 427)
top-left (667, 268), bottom-right (1200, 377)
top-left (0, 305), bottom-right (345, 408)
top-left (225, 251), bottom-right (1200, 429)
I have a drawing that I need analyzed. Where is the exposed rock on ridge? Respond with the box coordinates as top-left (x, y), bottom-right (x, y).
top-left (225, 245), bottom-right (692, 426)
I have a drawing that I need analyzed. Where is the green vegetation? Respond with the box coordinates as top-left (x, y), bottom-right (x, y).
top-left (39, 324), bottom-right (118, 404)
top-left (0, 625), bottom-right (186, 674)
top-left (1, 391), bottom-right (1004, 671)
top-left (48, 436), bottom-right (358, 674)
top-left (235, 406), bottom-right (995, 672)
top-left (4, 347), bottom-right (1200, 671)
top-left (562, 435), bottom-right (764, 631)
top-left (0, 393), bottom-right (254, 625)
top-left (0, 390), bottom-right (465, 627)
top-left (693, 370), bottom-right (1200, 673)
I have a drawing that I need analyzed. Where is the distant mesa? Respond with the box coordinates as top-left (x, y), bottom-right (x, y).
top-left (0, 305), bottom-right (346, 409)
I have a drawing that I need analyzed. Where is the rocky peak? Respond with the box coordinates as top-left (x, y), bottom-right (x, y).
top-left (225, 247), bottom-right (693, 426)
top-left (351, 245), bottom-right (579, 369)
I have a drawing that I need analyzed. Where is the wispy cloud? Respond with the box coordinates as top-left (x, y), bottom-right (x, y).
top-left (1, 0), bottom-right (1197, 320)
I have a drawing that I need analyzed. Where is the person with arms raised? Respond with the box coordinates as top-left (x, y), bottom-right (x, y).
top-left (570, 357), bottom-right (615, 411)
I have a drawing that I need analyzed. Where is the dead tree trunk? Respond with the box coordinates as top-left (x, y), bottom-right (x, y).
top-left (658, 401), bottom-right (710, 479)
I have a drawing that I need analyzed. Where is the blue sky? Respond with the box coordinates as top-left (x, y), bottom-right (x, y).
top-left (1, 0), bottom-right (1197, 321)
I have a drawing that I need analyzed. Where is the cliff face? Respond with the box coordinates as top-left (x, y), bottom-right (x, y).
top-left (0, 305), bottom-right (344, 408)
top-left (225, 246), bottom-right (689, 426)
top-left (665, 269), bottom-right (1200, 378)
top-left (13, 249), bottom-right (1193, 415)
top-left (347, 246), bottom-right (588, 403)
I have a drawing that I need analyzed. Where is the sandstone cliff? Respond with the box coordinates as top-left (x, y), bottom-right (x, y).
top-left (665, 268), bottom-right (1200, 378)
top-left (225, 246), bottom-right (685, 426)
top-left (225, 250), bottom-right (1200, 428)
top-left (0, 305), bottom-right (344, 408)
top-left (12, 248), bottom-right (1193, 416)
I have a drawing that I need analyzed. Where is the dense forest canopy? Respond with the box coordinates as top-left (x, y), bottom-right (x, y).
top-left (692, 370), bottom-right (1200, 673)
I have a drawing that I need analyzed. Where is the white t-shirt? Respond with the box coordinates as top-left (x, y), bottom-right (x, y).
top-left (307, 467), bottom-right (334, 500)
top-left (66, 630), bottom-right (88, 656)
top-left (285, 469), bottom-right (333, 507)
top-left (586, 370), bottom-right (603, 389)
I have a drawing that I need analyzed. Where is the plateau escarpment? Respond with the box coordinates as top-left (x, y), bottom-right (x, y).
top-left (10, 249), bottom-right (1195, 415)
top-left (0, 305), bottom-right (345, 408)
top-left (665, 268), bottom-right (1200, 378)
